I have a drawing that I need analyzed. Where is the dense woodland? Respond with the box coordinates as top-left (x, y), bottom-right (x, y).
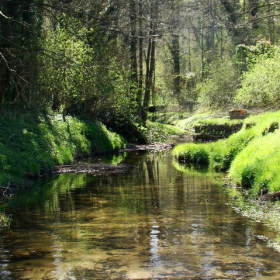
top-left (1, 0), bottom-right (280, 132)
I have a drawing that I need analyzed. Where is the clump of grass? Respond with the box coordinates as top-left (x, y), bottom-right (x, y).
top-left (0, 212), bottom-right (12, 232)
top-left (173, 142), bottom-right (210, 164)
top-left (174, 111), bottom-right (280, 173)
top-left (229, 130), bottom-right (280, 194)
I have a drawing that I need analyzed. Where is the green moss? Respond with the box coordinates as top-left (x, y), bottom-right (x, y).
top-left (0, 113), bottom-right (127, 186)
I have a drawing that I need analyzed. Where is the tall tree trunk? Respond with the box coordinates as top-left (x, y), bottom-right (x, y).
top-left (137, 0), bottom-right (144, 118)
top-left (200, 16), bottom-right (205, 80)
top-left (142, 2), bottom-right (158, 124)
top-left (0, 0), bottom-right (11, 109)
top-left (266, 0), bottom-right (274, 43)
top-left (129, 0), bottom-right (138, 93)
top-left (169, 34), bottom-right (181, 102)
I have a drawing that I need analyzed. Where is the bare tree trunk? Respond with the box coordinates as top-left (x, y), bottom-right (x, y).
top-left (169, 34), bottom-right (181, 102)
top-left (137, 0), bottom-right (144, 118)
top-left (129, 0), bottom-right (138, 92)
top-left (142, 2), bottom-right (158, 124)
top-left (200, 16), bottom-right (205, 80)
top-left (266, 0), bottom-right (274, 43)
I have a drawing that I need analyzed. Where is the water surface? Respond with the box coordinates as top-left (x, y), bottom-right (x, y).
top-left (1, 151), bottom-right (280, 279)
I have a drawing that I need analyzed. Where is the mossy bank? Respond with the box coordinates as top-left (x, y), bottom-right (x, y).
top-left (0, 112), bottom-right (127, 188)
top-left (173, 111), bottom-right (280, 197)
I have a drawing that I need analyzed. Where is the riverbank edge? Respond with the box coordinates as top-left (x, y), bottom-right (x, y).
top-left (172, 110), bottom-right (280, 250)
top-left (0, 112), bottom-right (127, 196)
top-left (173, 110), bottom-right (280, 196)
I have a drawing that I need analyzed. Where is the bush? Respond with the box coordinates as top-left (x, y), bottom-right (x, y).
top-left (197, 59), bottom-right (239, 109)
top-left (235, 50), bottom-right (280, 108)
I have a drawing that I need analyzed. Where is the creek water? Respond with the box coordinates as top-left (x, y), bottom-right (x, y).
top-left (0, 151), bottom-right (280, 279)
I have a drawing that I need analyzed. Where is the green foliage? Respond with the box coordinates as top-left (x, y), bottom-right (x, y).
top-left (39, 18), bottom-right (97, 111)
top-left (173, 111), bottom-right (280, 173)
top-left (235, 49), bottom-right (280, 108)
top-left (38, 16), bottom-right (133, 125)
top-left (197, 59), bottom-right (239, 109)
top-left (236, 40), bottom-right (279, 70)
top-left (0, 112), bottom-right (126, 186)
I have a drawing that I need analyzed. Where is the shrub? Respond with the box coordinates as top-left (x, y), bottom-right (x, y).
top-left (197, 59), bottom-right (239, 109)
top-left (235, 50), bottom-right (280, 108)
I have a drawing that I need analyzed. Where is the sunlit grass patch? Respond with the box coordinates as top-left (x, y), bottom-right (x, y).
top-left (173, 142), bottom-right (210, 164)
top-left (196, 117), bottom-right (243, 126)
top-left (173, 110), bottom-right (280, 176)
top-left (144, 121), bottom-right (185, 143)
top-left (229, 131), bottom-right (280, 194)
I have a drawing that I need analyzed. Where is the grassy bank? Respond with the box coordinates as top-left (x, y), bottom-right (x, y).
top-left (144, 121), bottom-right (185, 143)
top-left (0, 112), bottom-right (127, 187)
top-left (149, 111), bottom-right (229, 131)
top-left (173, 111), bottom-right (280, 195)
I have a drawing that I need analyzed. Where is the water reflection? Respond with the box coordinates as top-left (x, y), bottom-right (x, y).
top-left (0, 151), bottom-right (280, 279)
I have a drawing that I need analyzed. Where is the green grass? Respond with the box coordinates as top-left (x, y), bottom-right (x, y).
top-left (229, 130), bottom-right (280, 194)
top-left (173, 111), bottom-right (280, 195)
top-left (0, 112), bottom-right (127, 186)
top-left (173, 113), bottom-right (212, 131)
top-left (195, 118), bottom-right (243, 126)
top-left (173, 142), bottom-right (210, 164)
top-left (149, 112), bottom-right (190, 125)
top-left (143, 121), bottom-right (185, 143)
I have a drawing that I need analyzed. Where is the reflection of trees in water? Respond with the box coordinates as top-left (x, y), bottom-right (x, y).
top-left (2, 151), bottom-right (279, 279)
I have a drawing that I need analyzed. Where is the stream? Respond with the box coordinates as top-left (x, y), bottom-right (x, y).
top-left (0, 150), bottom-right (280, 279)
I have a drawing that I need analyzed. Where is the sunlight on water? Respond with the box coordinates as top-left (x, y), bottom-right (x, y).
top-left (0, 151), bottom-right (280, 279)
